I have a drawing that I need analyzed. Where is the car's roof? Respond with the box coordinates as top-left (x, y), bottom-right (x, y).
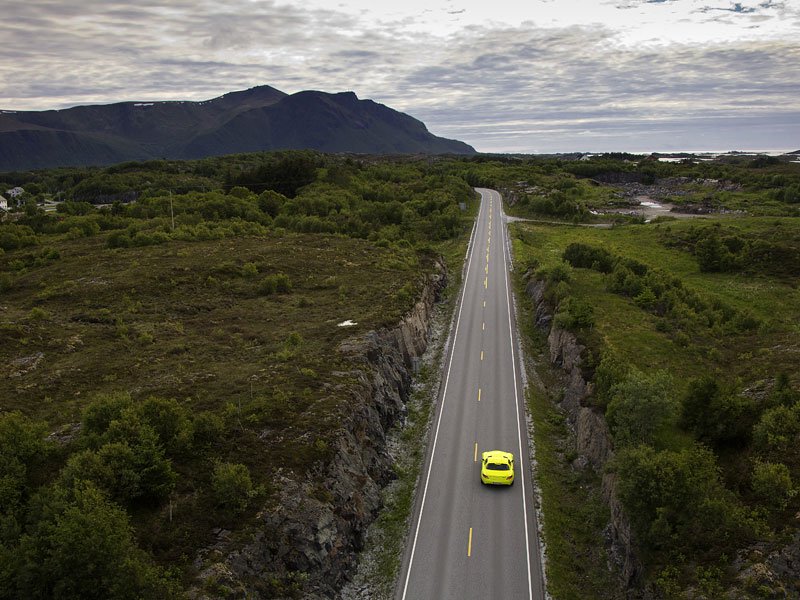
top-left (482, 450), bottom-right (513, 462)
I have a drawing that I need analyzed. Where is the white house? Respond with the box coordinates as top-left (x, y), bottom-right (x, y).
top-left (0, 195), bottom-right (8, 210)
top-left (7, 187), bottom-right (25, 199)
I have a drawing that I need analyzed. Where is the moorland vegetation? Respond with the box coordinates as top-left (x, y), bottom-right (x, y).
top-left (1, 150), bottom-right (799, 597)
top-left (0, 151), bottom-right (475, 597)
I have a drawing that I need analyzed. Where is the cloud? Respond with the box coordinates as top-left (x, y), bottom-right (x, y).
top-left (0, 0), bottom-right (798, 152)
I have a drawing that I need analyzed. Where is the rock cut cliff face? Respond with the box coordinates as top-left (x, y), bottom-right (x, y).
top-left (525, 277), bottom-right (641, 590)
top-left (191, 262), bottom-right (447, 599)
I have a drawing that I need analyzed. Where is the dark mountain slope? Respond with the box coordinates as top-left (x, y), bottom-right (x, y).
top-left (181, 90), bottom-right (474, 158)
top-left (0, 86), bottom-right (474, 170)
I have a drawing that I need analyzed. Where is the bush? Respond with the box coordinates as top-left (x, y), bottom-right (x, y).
top-left (137, 397), bottom-right (191, 454)
top-left (79, 395), bottom-right (178, 502)
top-left (12, 482), bottom-right (179, 599)
top-left (592, 351), bottom-right (630, 410)
top-left (211, 462), bottom-right (253, 515)
top-left (0, 412), bottom-right (51, 517)
top-left (81, 392), bottom-right (134, 442)
top-left (614, 444), bottom-right (755, 554)
top-left (680, 376), bottom-right (758, 446)
top-left (241, 262), bottom-right (259, 278)
top-left (541, 261), bottom-right (573, 284)
top-left (608, 264), bottom-right (644, 297)
top-left (258, 273), bottom-right (292, 296)
top-left (606, 370), bottom-right (677, 448)
top-left (753, 404), bottom-right (800, 464)
top-left (751, 461), bottom-right (794, 509)
top-left (562, 243), bottom-right (615, 273)
top-left (191, 412), bottom-right (225, 449)
top-left (554, 296), bottom-right (595, 330)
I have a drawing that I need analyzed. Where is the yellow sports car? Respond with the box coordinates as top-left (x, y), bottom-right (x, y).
top-left (480, 450), bottom-right (515, 486)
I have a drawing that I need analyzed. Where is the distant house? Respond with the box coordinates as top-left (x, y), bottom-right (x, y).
top-left (0, 195), bottom-right (8, 210)
top-left (7, 187), bottom-right (25, 199)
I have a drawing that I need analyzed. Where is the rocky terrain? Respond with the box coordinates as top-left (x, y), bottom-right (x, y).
top-left (189, 261), bottom-right (447, 599)
top-left (525, 276), bottom-right (641, 589)
top-left (525, 272), bottom-right (800, 598)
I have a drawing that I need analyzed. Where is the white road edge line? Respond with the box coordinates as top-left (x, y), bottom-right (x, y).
top-left (499, 190), bottom-right (535, 600)
top-left (400, 191), bottom-right (483, 600)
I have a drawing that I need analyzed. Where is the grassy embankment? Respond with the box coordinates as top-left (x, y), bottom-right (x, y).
top-left (511, 215), bottom-right (800, 597)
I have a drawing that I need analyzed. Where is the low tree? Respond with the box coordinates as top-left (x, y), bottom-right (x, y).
top-left (751, 461), bottom-right (795, 510)
top-left (211, 462), bottom-right (254, 515)
top-left (606, 370), bottom-right (677, 448)
top-left (614, 444), bottom-right (754, 554)
top-left (681, 375), bottom-right (760, 447)
top-left (0, 412), bottom-right (51, 524)
top-left (12, 483), bottom-right (178, 599)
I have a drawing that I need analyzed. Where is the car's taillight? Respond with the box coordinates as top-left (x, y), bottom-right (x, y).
top-left (506, 475), bottom-right (513, 479)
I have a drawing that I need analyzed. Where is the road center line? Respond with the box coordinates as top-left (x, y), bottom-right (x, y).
top-left (498, 190), bottom-right (535, 599)
top-left (473, 442), bottom-right (478, 462)
top-left (467, 527), bottom-right (473, 557)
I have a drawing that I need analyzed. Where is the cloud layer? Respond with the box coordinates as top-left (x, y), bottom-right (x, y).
top-left (2, 0), bottom-right (798, 152)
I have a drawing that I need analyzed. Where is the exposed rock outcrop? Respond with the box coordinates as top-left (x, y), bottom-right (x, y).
top-left (190, 262), bottom-right (447, 599)
top-left (525, 277), bottom-right (641, 588)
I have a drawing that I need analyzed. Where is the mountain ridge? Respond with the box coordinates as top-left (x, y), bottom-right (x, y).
top-left (0, 86), bottom-right (475, 170)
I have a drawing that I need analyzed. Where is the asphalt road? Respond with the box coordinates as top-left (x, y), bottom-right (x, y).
top-left (397, 189), bottom-right (545, 600)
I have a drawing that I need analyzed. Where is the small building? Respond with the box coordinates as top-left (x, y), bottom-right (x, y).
top-left (0, 195), bottom-right (8, 210)
top-left (7, 187), bottom-right (25, 199)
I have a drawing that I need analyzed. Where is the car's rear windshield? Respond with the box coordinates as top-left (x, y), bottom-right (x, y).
top-left (486, 463), bottom-right (510, 471)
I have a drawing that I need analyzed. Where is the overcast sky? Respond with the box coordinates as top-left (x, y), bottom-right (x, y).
top-left (2, 0), bottom-right (799, 153)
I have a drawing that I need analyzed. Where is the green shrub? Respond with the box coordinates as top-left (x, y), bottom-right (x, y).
top-left (258, 273), bottom-right (292, 295)
top-left (606, 370), bottom-right (677, 448)
top-left (137, 397), bottom-right (191, 454)
top-left (680, 377), bottom-right (758, 446)
top-left (753, 404), bottom-right (800, 463)
top-left (12, 482), bottom-right (179, 599)
top-left (539, 261), bottom-right (573, 284)
top-left (592, 351), bottom-right (630, 410)
top-left (191, 412), bottom-right (225, 449)
top-left (633, 287), bottom-right (657, 310)
top-left (751, 461), bottom-right (794, 509)
top-left (0, 412), bottom-right (51, 516)
top-left (27, 307), bottom-right (49, 321)
top-left (554, 296), bottom-right (594, 330)
top-left (562, 242), bottom-right (615, 273)
top-left (211, 462), bottom-right (253, 515)
top-left (241, 262), bottom-right (259, 278)
top-left (614, 443), bottom-right (755, 554)
top-left (81, 393), bottom-right (134, 442)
